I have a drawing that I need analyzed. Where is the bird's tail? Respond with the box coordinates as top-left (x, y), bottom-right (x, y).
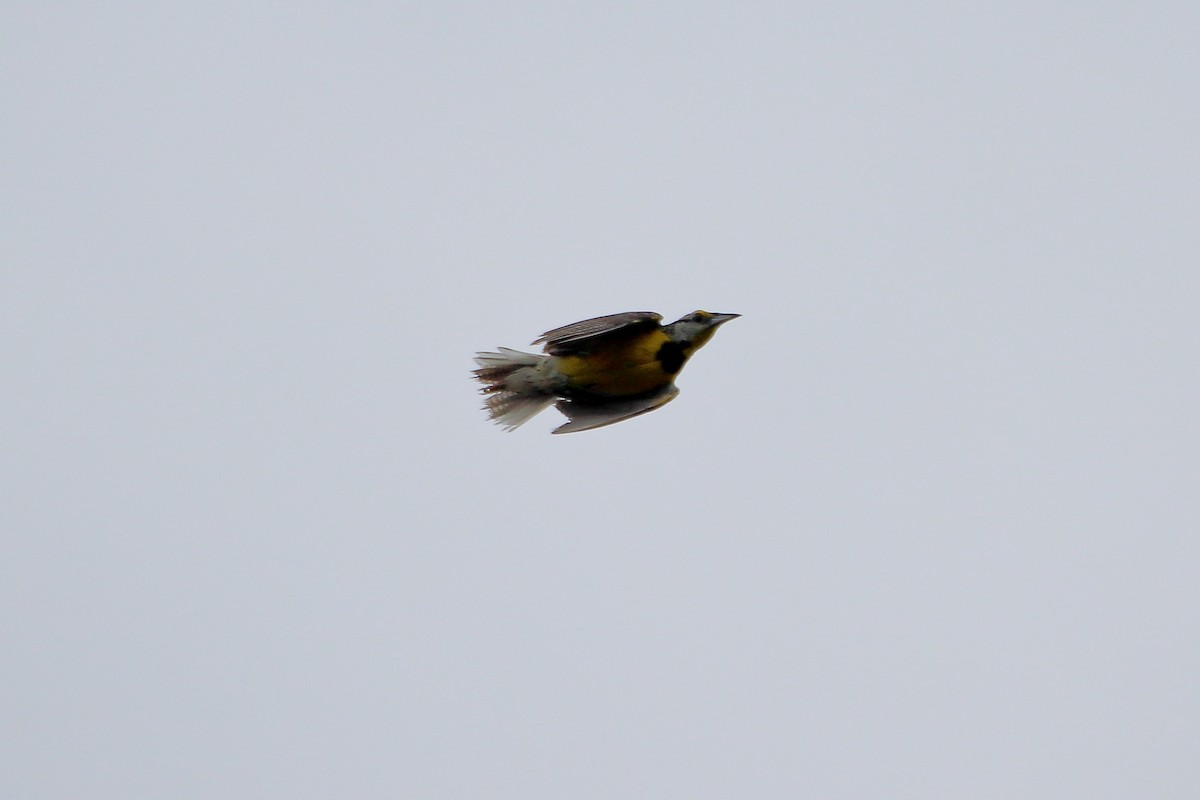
top-left (472, 348), bottom-right (560, 430)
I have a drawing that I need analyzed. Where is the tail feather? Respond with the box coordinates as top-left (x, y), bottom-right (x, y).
top-left (482, 391), bottom-right (556, 431)
top-left (472, 348), bottom-right (559, 430)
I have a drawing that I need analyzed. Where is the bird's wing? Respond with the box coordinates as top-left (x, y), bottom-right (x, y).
top-left (551, 385), bottom-right (679, 434)
top-left (533, 311), bottom-right (662, 355)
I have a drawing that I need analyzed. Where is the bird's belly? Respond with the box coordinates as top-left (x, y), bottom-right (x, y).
top-left (555, 347), bottom-right (671, 397)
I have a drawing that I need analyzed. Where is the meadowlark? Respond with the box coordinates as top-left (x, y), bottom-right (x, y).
top-left (473, 310), bottom-right (739, 433)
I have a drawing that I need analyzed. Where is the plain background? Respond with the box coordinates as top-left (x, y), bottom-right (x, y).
top-left (5, 3), bottom-right (1198, 798)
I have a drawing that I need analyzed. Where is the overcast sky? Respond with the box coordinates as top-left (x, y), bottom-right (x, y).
top-left (5, 3), bottom-right (1199, 798)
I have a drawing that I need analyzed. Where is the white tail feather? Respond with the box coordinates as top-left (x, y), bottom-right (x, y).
top-left (472, 349), bottom-right (562, 430)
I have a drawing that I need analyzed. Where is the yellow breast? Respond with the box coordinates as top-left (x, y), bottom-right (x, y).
top-left (554, 330), bottom-right (674, 396)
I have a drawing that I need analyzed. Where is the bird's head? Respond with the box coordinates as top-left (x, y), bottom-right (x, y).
top-left (664, 310), bottom-right (740, 350)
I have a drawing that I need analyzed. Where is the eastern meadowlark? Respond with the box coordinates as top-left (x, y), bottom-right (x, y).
top-left (473, 310), bottom-right (739, 433)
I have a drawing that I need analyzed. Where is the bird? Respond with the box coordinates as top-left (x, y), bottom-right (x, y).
top-left (473, 310), bottom-right (740, 434)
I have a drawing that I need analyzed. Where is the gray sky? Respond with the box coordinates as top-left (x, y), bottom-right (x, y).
top-left (5, 2), bottom-right (1198, 798)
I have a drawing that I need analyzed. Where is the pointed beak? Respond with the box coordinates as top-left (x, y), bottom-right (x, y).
top-left (710, 313), bottom-right (741, 326)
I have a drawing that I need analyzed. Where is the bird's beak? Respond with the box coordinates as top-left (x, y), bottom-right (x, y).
top-left (710, 313), bottom-right (741, 326)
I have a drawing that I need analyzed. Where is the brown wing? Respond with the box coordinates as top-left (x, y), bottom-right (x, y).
top-left (551, 385), bottom-right (679, 434)
top-left (532, 311), bottom-right (663, 356)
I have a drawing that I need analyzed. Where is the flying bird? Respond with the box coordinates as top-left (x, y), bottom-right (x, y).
top-left (473, 310), bottom-right (740, 434)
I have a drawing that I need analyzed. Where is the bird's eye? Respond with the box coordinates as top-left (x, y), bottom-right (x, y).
top-left (691, 313), bottom-right (705, 323)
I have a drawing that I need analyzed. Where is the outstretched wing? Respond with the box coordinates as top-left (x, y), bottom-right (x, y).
top-left (533, 311), bottom-right (662, 356)
top-left (551, 385), bottom-right (680, 434)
